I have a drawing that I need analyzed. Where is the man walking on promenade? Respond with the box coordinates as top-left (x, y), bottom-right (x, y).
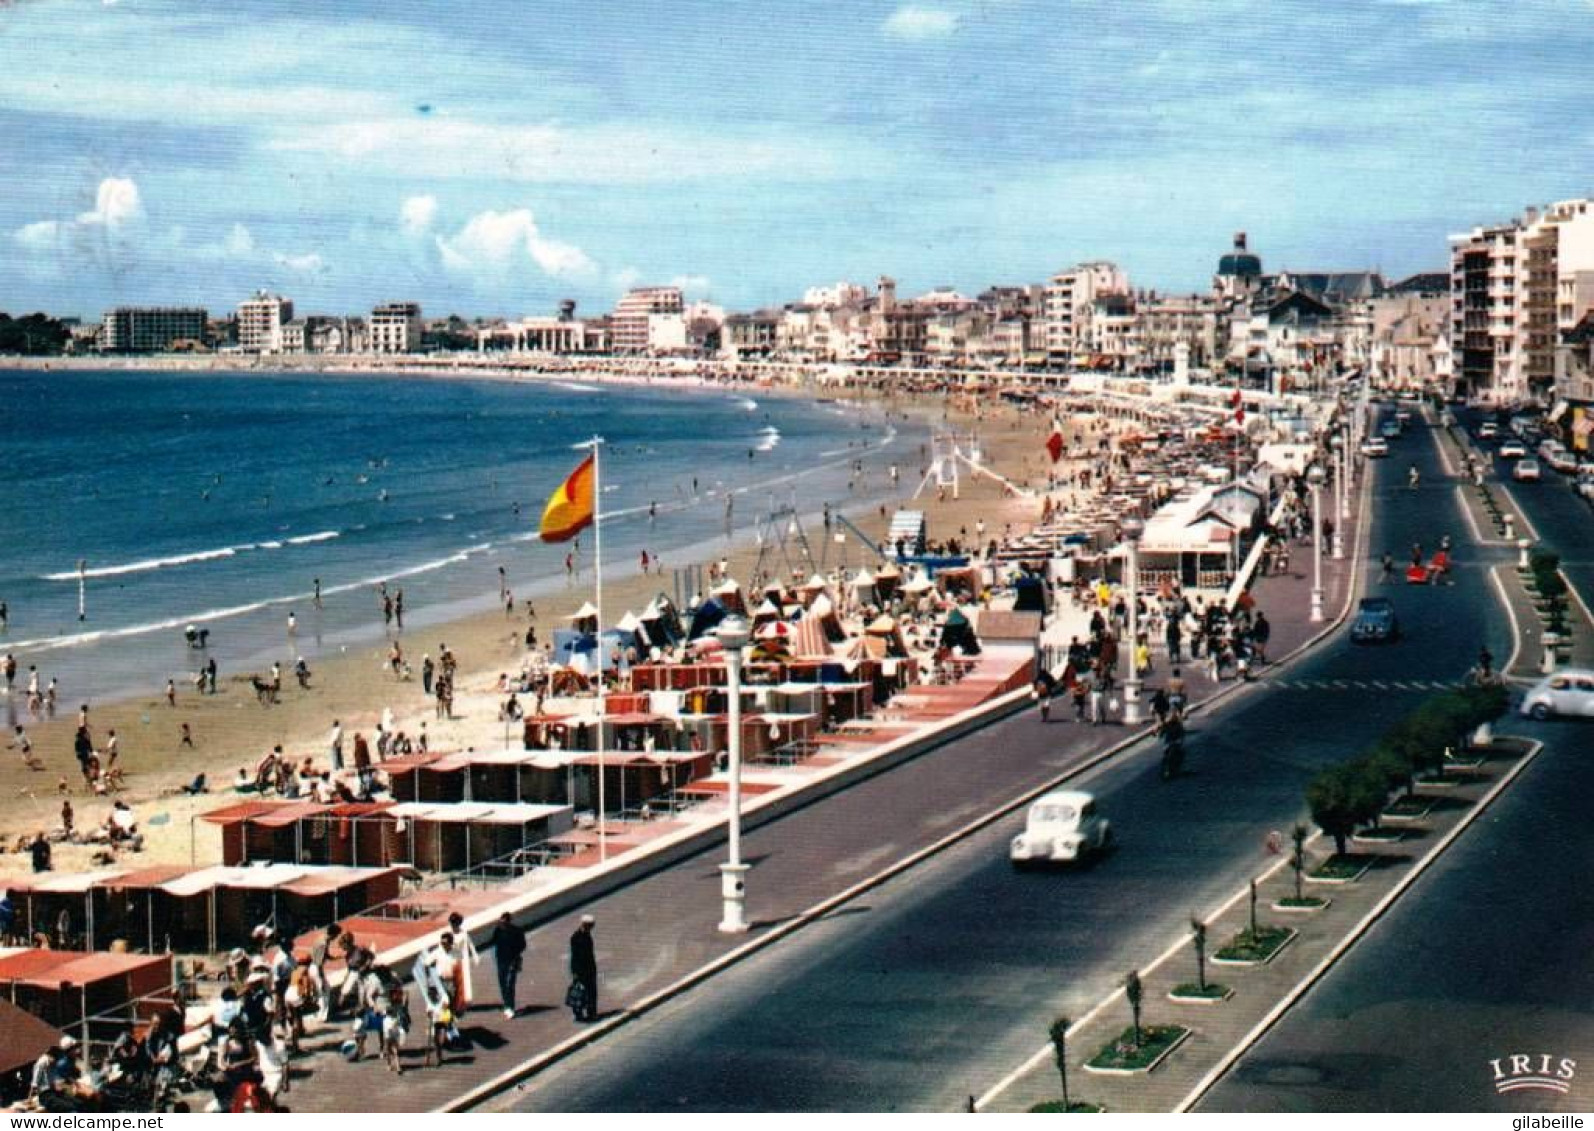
top-left (490, 913), bottom-right (526, 1020)
top-left (567, 915), bottom-right (598, 1023)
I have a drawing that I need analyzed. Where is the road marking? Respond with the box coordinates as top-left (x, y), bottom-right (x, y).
top-left (1489, 564), bottom-right (1526, 677)
top-left (1498, 483), bottom-right (1542, 542)
top-left (1370, 680), bottom-right (1388, 690)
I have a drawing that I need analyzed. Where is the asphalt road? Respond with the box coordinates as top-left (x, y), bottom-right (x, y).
top-left (503, 411), bottom-right (1514, 1112)
top-left (1195, 717), bottom-right (1594, 1113)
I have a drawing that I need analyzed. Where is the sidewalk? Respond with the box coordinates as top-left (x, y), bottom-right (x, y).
top-left (980, 736), bottom-right (1541, 1113)
top-left (281, 483), bottom-right (1365, 1114)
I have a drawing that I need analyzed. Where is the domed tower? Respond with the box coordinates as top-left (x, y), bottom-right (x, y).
top-left (1214, 231), bottom-right (1263, 299)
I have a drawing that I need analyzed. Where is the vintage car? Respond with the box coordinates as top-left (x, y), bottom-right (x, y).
top-left (1519, 669), bottom-right (1594, 720)
top-left (1498, 439), bottom-right (1527, 460)
top-left (1361, 437), bottom-right (1390, 458)
top-left (1351, 596), bottom-right (1400, 642)
top-left (1010, 789), bottom-right (1111, 867)
top-left (1513, 458), bottom-right (1542, 483)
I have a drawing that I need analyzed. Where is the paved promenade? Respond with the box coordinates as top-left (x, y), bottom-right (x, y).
top-left (285, 474), bottom-right (1364, 1113)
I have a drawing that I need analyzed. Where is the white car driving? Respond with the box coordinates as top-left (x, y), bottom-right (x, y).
top-left (1010, 790), bottom-right (1112, 866)
top-left (1520, 669), bottom-right (1594, 720)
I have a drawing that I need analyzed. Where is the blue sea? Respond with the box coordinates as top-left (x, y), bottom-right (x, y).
top-left (0, 369), bottom-right (924, 705)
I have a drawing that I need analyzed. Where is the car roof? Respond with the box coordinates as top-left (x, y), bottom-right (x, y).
top-left (1537, 668), bottom-right (1594, 684)
top-left (1358, 596), bottom-right (1393, 609)
top-left (1034, 790), bottom-right (1094, 807)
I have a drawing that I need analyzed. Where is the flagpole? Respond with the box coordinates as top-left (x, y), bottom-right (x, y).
top-left (592, 435), bottom-right (607, 862)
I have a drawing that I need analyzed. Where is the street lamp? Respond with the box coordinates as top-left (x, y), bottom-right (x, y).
top-left (1330, 435), bottom-right (1345, 560)
top-left (1120, 516), bottom-right (1145, 725)
top-left (1337, 430), bottom-right (1351, 521)
top-left (716, 615), bottom-right (752, 934)
top-left (1307, 464), bottom-right (1326, 623)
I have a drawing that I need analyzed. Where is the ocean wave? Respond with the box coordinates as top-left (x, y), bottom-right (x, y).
top-left (42, 546), bottom-right (239, 580)
top-left (755, 426), bottom-right (781, 453)
top-left (735, 397), bottom-right (758, 411)
top-left (554, 381), bottom-right (602, 393)
top-left (41, 527), bottom-right (348, 581)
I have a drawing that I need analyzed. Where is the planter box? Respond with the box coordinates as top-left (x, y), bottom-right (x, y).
top-left (1306, 859), bottom-right (1372, 885)
top-left (1353, 829), bottom-right (1405, 846)
top-left (1212, 927), bottom-right (1298, 966)
top-left (1412, 775), bottom-right (1460, 789)
top-left (1273, 897), bottom-right (1331, 914)
top-left (1083, 1026), bottom-right (1192, 1076)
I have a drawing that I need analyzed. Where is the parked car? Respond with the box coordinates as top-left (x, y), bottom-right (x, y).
top-left (1498, 439), bottom-right (1528, 459)
top-left (1514, 458), bottom-right (1542, 482)
top-left (1350, 596), bottom-right (1400, 643)
top-left (1519, 669), bottom-right (1594, 720)
top-left (1546, 450), bottom-right (1579, 475)
top-left (1010, 790), bottom-right (1111, 867)
top-left (1380, 420), bottom-right (1403, 440)
top-left (1576, 466), bottom-right (1594, 502)
top-left (1361, 437), bottom-right (1390, 458)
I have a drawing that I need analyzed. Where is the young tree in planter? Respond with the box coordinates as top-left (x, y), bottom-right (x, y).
top-left (1049, 1017), bottom-right (1072, 1112)
top-left (1290, 824), bottom-right (1309, 901)
top-left (1125, 969), bottom-right (1143, 1047)
top-left (1463, 682), bottom-right (1510, 744)
top-left (1190, 917), bottom-right (1208, 992)
top-left (1306, 760), bottom-right (1384, 856)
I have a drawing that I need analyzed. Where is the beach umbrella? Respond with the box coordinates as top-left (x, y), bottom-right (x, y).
top-left (567, 601), bottom-right (599, 620)
top-left (756, 620), bottom-right (792, 640)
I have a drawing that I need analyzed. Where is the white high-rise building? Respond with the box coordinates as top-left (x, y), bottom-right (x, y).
top-left (1042, 262), bottom-right (1130, 362)
top-left (370, 302), bottom-right (424, 354)
top-left (237, 291), bottom-right (293, 354)
top-left (1450, 198), bottom-right (1594, 404)
top-left (611, 286), bottom-right (684, 353)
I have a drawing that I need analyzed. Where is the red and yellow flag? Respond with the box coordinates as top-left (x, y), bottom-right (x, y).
top-left (539, 454), bottom-right (595, 543)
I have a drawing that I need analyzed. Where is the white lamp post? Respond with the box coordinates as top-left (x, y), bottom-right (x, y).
top-left (1330, 435), bottom-right (1345, 560)
top-left (1307, 463), bottom-right (1326, 623)
top-left (716, 615), bottom-right (751, 934)
top-left (1338, 430), bottom-right (1351, 521)
top-left (1120, 516), bottom-right (1144, 725)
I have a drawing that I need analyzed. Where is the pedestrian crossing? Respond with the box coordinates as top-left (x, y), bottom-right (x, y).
top-left (1248, 677), bottom-right (1463, 692)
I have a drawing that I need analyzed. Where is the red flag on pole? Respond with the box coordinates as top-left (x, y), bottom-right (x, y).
top-left (1232, 388), bottom-right (1245, 426)
top-left (1044, 421), bottom-right (1064, 464)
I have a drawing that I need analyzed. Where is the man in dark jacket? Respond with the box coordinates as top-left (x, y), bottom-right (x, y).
top-left (490, 912), bottom-right (526, 1020)
top-left (568, 915), bottom-right (597, 1022)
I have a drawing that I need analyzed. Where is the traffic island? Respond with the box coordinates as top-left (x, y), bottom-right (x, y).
top-left (1028, 1101), bottom-right (1107, 1113)
top-left (1212, 925), bottom-right (1296, 966)
top-left (1352, 827), bottom-right (1405, 846)
top-left (1083, 1026), bottom-right (1192, 1075)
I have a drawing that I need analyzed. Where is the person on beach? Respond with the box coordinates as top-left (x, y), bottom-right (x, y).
top-left (207, 656), bottom-right (218, 694)
top-left (313, 578), bottom-right (322, 609)
top-left (287, 611), bottom-right (296, 637)
top-left (9, 725), bottom-right (44, 770)
top-left (422, 654), bottom-right (434, 696)
top-left (164, 679), bottom-right (176, 708)
top-left (3, 653), bottom-right (14, 692)
top-left (446, 912), bottom-right (479, 1012)
top-left (180, 722), bottom-right (194, 749)
top-left (0, 601), bottom-right (7, 631)
top-left (329, 720), bottom-right (344, 771)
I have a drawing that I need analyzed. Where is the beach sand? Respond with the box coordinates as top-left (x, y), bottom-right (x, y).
top-left (0, 390), bottom-right (1095, 886)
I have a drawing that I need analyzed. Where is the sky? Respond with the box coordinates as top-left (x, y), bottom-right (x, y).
top-left (2, 0), bottom-right (1593, 320)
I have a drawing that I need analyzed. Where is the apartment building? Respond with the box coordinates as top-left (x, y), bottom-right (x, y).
top-left (100, 307), bottom-right (209, 353)
top-left (237, 291), bottom-right (293, 353)
top-left (611, 286), bottom-right (684, 354)
top-left (1450, 198), bottom-right (1594, 404)
top-left (369, 302), bottom-right (424, 354)
top-left (1042, 262), bottom-right (1129, 362)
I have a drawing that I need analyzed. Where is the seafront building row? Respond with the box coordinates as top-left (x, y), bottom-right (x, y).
top-left (36, 195), bottom-right (1594, 452)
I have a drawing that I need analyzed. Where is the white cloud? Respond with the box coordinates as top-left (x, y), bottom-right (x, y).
top-left (222, 223), bottom-right (255, 256)
top-left (435, 208), bottom-right (595, 282)
top-left (13, 220), bottom-right (61, 249)
top-left (883, 5), bottom-right (960, 40)
top-left (77, 177), bottom-right (143, 227)
top-left (610, 266), bottom-right (643, 292)
top-left (271, 118), bottom-right (869, 185)
top-left (273, 251), bottom-right (326, 273)
top-left (670, 274), bottom-right (712, 297)
top-left (401, 194), bottom-right (438, 235)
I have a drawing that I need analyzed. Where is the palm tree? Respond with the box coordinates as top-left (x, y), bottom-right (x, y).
top-left (1291, 824), bottom-right (1309, 901)
top-left (1049, 1016), bottom-right (1072, 1111)
top-left (1190, 917), bottom-right (1208, 992)
top-left (1125, 969), bottom-right (1143, 1046)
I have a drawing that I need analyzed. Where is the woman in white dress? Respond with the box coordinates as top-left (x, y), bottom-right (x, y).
top-left (446, 912), bottom-right (479, 1011)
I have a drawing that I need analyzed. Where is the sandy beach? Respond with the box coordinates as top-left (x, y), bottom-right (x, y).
top-left (0, 384), bottom-right (1080, 887)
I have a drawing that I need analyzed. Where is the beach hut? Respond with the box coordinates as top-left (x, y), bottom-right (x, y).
top-left (687, 596), bottom-right (729, 641)
top-left (566, 601), bottom-right (599, 633)
top-left (0, 950), bottom-right (172, 1039)
top-left (940, 608), bottom-right (982, 655)
top-left (710, 578), bottom-right (746, 614)
top-left (300, 802), bottom-right (396, 867)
